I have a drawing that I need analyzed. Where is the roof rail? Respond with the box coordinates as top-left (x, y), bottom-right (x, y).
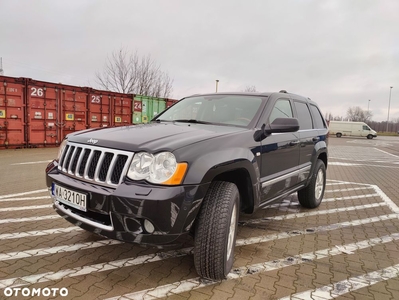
top-left (279, 90), bottom-right (287, 93)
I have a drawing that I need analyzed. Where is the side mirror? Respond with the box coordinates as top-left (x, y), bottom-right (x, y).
top-left (265, 118), bottom-right (299, 134)
top-left (254, 118), bottom-right (299, 142)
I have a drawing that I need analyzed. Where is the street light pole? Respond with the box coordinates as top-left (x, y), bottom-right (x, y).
top-left (215, 80), bottom-right (219, 93)
top-left (386, 86), bottom-right (393, 132)
top-left (367, 99), bottom-right (370, 113)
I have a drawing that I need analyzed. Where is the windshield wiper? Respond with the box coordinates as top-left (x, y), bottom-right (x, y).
top-left (173, 119), bottom-right (212, 124)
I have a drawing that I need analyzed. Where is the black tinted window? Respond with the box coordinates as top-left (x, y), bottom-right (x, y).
top-left (310, 105), bottom-right (326, 129)
top-left (294, 101), bottom-right (313, 130)
top-left (269, 99), bottom-right (293, 123)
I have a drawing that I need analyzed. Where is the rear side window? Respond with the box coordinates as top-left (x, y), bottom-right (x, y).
top-left (269, 99), bottom-right (293, 123)
top-left (310, 105), bottom-right (326, 129)
top-left (294, 101), bottom-right (313, 130)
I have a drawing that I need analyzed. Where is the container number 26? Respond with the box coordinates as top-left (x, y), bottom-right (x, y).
top-left (31, 87), bottom-right (44, 97)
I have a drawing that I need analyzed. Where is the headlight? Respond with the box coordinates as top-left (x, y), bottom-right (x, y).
top-left (127, 152), bottom-right (187, 185)
top-left (57, 139), bottom-right (68, 160)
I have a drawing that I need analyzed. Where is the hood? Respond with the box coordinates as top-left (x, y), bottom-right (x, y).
top-left (67, 122), bottom-right (246, 152)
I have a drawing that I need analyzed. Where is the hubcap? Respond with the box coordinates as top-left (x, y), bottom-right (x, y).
top-left (227, 203), bottom-right (237, 261)
top-left (315, 169), bottom-right (324, 199)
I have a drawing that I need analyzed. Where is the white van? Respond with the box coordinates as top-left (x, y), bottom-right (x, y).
top-left (329, 121), bottom-right (377, 139)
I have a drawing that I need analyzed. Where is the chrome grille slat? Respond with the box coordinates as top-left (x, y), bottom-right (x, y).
top-left (58, 142), bottom-right (134, 188)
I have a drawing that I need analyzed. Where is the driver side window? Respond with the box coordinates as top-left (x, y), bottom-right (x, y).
top-left (269, 99), bottom-right (293, 123)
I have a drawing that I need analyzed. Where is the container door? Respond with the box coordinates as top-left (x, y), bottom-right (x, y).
top-left (113, 94), bottom-right (132, 127)
top-left (26, 81), bottom-right (59, 147)
top-left (151, 98), bottom-right (159, 120)
top-left (133, 97), bottom-right (142, 124)
top-left (141, 97), bottom-right (149, 123)
top-left (87, 89), bottom-right (111, 128)
top-left (60, 87), bottom-right (87, 139)
top-left (158, 98), bottom-right (166, 114)
top-left (0, 77), bottom-right (26, 148)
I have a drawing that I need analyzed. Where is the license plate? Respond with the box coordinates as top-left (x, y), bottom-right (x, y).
top-left (52, 183), bottom-right (87, 212)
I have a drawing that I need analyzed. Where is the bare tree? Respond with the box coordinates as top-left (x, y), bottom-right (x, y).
top-left (346, 106), bottom-right (372, 122)
top-left (96, 49), bottom-right (173, 97)
top-left (242, 85), bottom-right (258, 92)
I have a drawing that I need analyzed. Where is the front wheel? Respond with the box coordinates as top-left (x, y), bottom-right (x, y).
top-left (297, 159), bottom-right (326, 208)
top-left (367, 134), bottom-right (373, 139)
top-left (336, 133), bottom-right (342, 138)
top-left (194, 181), bottom-right (240, 280)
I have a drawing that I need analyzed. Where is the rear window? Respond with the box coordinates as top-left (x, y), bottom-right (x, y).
top-left (310, 104), bottom-right (327, 129)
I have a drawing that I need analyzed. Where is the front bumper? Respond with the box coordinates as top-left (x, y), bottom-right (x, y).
top-left (46, 160), bottom-right (208, 247)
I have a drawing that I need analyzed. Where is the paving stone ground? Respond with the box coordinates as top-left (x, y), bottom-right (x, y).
top-left (0, 136), bottom-right (399, 299)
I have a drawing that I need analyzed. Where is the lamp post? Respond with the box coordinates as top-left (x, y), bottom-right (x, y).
top-left (386, 86), bottom-right (393, 132)
top-left (367, 99), bottom-right (371, 113)
top-left (215, 80), bottom-right (219, 93)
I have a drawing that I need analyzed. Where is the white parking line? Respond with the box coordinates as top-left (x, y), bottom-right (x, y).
top-left (323, 193), bottom-right (379, 202)
top-left (0, 196), bottom-right (51, 202)
top-left (0, 189), bottom-right (48, 200)
top-left (0, 227), bottom-right (81, 240)
top-left (0, 239), bottom-right (123, 261)
top-left (104, 233), bottom-right (399, 300)
top-left (281, 264), bottom-right (399, 299)
top-left (0, 215), bottom-right (59, 224)
top-left (10, 160), bottom-right (52, 165)
top-left (374, 148), bottom-right (399, 158)
top-left (324, 187), bottom-right (372, 193)
top-left (0, 205), bottom-right (51, 212)
top-left (329, 162), bottom-right (399, 168)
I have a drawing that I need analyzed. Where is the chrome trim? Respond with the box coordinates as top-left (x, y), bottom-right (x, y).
top-left (54, 199), bottom-right (114, 231)
top-left (57, 141), bottom-right (134, 188)
top-left (261, 165), bottom-right (311, 188)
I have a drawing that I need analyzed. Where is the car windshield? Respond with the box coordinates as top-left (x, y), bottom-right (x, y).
top-left (155, 95), bottom-right (264, 127)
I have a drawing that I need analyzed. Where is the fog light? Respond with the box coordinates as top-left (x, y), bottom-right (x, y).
top-left (143, 219), bottom-right (155, 234)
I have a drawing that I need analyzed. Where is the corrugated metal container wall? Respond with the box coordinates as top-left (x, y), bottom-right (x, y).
top-left (112, 93), bottom-right (132, 126)
top-left (87, 89), bottom-right (111, 128)
top-left (158, 98), bottom-right (166, 114)
top-left (60, 85), bottom-right (87, 139)
top-left (25, 79), bottom-right (60, 147)
top-left (151, 98), bottom-right (159, 119)
top-left (0, 76), bottom-right (26, 148)
top-left (166, 99), bottom-right (178, 108)
top-left (141, 96), bottom-right (150, 123)
top-left (133, 96), bottom-right (142, 124)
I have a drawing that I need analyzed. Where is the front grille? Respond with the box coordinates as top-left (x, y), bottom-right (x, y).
top-left (58, 142), bottom-right (134, 188)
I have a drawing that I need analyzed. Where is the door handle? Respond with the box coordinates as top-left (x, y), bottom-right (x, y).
top-left (290, 140), bottom-right (300, 146)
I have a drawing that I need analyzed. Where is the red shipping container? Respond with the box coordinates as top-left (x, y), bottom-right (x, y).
top-left (25, 79), bottom-right (60, 147)
top-left (112, 93), bottom-right (133, 127)
top-left (87, 88), bottom-right (112, 128)
top-left (0, 76), bottom-right (26, 148)
top-left (166, 98), bottom-right (179, 108)
top-left (59, 84), bottom-right (88, 139)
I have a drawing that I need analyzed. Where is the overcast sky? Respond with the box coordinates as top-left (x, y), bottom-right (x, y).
top-left (1, 0), bottom-right (398, 122)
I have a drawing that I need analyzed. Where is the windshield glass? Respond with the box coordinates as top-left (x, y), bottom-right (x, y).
top-left (155, 95), bottom-right (264, 127)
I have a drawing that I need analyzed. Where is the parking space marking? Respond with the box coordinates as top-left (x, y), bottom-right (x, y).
top-left (324, 187), bottom-right (372, 193)
top-left (0, 240), bottom-right (123, 261)
top-left (0, 215), bottom-right (59, 224)
top-left (0, 204), bottom-right (51, 212)
top-left (10, 160), bottom-right (52, 165)
top-left (0, 189), bottom-right (48, 200)
top-left (374, 148), bottom-right (399, 158)
top-left (0, 227), bottom-right (81, 240)
top-left (329, 162), bottom-right (399, 168)
top-left (0, 196), bottom-right (51, 203)
top-left (104, 233), bottom-right (399, 300)
top-left (323, 193), bottom-right (379, 202)
top-left (281, 264), bottom-right (399, 300)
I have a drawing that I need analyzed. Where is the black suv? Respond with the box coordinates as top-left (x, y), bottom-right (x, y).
top-left (46, 91), bottom-right (328, 280)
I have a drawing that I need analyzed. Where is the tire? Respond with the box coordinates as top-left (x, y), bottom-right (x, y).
top-left (367, 134), bottom-right (373, 139)
top-left (194, 181), bottom-right (240, 280)
top-left (336, 133), bottom-right (342, 138)
top-left (297, 159), bottom-right (326, 208)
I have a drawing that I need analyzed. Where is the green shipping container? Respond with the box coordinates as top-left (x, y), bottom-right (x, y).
top-left (152, 98), bottom-right (159, 119)
top-left (141, 96), bottom-right (151, 123)
top-left (158, 98), bottom-right (166, 114)
top-left (133, 112), bottom-right (142, 124)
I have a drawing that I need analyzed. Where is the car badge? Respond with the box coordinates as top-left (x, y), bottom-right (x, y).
top-left (87, 138), bottom-right (99, 145)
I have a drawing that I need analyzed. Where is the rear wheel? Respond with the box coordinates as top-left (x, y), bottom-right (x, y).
top-left (336, 133), bottom-right (342, 138)
top-left (298, 159), bottom-right (326, 208)
top-left (194, 181), bottom-right (239, 280)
